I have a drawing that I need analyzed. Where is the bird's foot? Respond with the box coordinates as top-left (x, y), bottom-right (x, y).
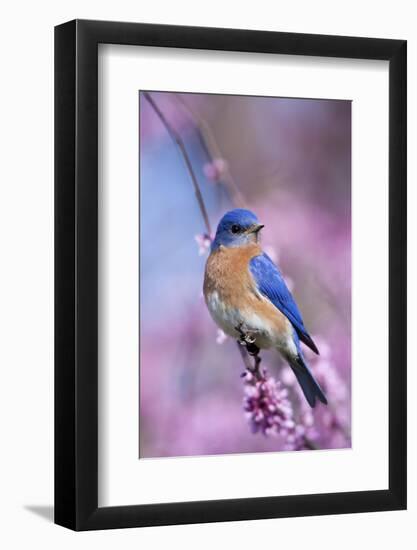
top-left (235, 324), bottom-right (261, 357)
top-left (236, 323), bottom-right (258, 343)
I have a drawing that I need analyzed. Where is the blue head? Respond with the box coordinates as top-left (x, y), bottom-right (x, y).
top-left (212, 209), bottom-right (264, 250)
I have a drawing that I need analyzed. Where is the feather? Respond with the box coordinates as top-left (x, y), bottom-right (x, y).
top-left (290, 353), bottom-right (327, 407)
top-left (249, 253), bottom-right (319, 355)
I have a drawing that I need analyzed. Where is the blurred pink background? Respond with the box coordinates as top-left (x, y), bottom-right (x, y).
top-left (139, 91), bottom-right (351, 458)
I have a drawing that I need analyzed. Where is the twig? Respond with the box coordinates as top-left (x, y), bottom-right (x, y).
top-left (143, 92), bottom-right (212, 236)
top-left (237, 340), bottom-right (262, 379)
top-left (237, 342), bottom-right (254, 371)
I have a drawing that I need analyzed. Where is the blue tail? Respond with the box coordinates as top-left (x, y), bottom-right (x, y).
top-left (290, 355), bottom-right (327, 408)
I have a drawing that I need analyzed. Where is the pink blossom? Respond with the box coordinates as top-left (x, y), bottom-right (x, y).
top-left (203, 158), bottom-right (228, 182)
top-left (243, 368), bottom-right (307, 450)
top-left (216, 329), bottom-right (228, 345)
top-left (194, 233), bottom-right (212, 256)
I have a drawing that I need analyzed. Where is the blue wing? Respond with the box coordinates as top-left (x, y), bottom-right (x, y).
top-left (249, 253), bottom-right (319, 355)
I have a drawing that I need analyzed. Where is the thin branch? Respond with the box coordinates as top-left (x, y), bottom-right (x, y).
top-left (143, 92), bottom-right (212, 236)
top-left (237, 341), bottom-right (253, 371)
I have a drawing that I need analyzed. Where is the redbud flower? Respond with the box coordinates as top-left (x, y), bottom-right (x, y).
top-left (243, 368), bottom-right (306, 449)
top-left (203, 158), bottom-right (228, 182)
top-left (194, 233), bottom-right (212, 255)
top-left (216, 329), bottom-right (227, 345)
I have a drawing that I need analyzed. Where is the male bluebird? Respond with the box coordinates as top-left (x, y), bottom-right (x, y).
top-left (204, 208), bottom-right (327, 408)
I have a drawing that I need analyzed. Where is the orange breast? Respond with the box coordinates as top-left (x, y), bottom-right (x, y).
top-left (204, 244), bottom-right (261, 306)
top-left (203, 244), bottom-right (289, 339)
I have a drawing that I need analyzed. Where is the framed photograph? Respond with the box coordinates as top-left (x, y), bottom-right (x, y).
top-left (55, 19), bottom-right (406, 531)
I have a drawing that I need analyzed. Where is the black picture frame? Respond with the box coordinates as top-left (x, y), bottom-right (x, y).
top-left (55, 19), bottom-right (407, 531)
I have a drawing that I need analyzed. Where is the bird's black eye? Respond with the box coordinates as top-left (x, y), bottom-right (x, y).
top-left (231, 224), bottom-right (241, 234)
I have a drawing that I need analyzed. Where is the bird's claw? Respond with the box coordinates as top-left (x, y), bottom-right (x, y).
top-left (235, 323), bottom-right (261, 356)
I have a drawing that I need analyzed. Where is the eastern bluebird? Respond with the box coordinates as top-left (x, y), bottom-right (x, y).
top-left (204, 208), bottom-right (327, 408)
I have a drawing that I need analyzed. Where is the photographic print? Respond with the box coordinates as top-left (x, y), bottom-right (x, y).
top-left (139, 91), bottom-right (351, 458)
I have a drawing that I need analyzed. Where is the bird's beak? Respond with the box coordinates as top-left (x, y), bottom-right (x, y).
top-left (248, 223), bottom-right (264, 234)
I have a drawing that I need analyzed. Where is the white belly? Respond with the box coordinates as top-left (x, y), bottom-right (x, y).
top-left (205, 290), bottom-right (296, 354)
